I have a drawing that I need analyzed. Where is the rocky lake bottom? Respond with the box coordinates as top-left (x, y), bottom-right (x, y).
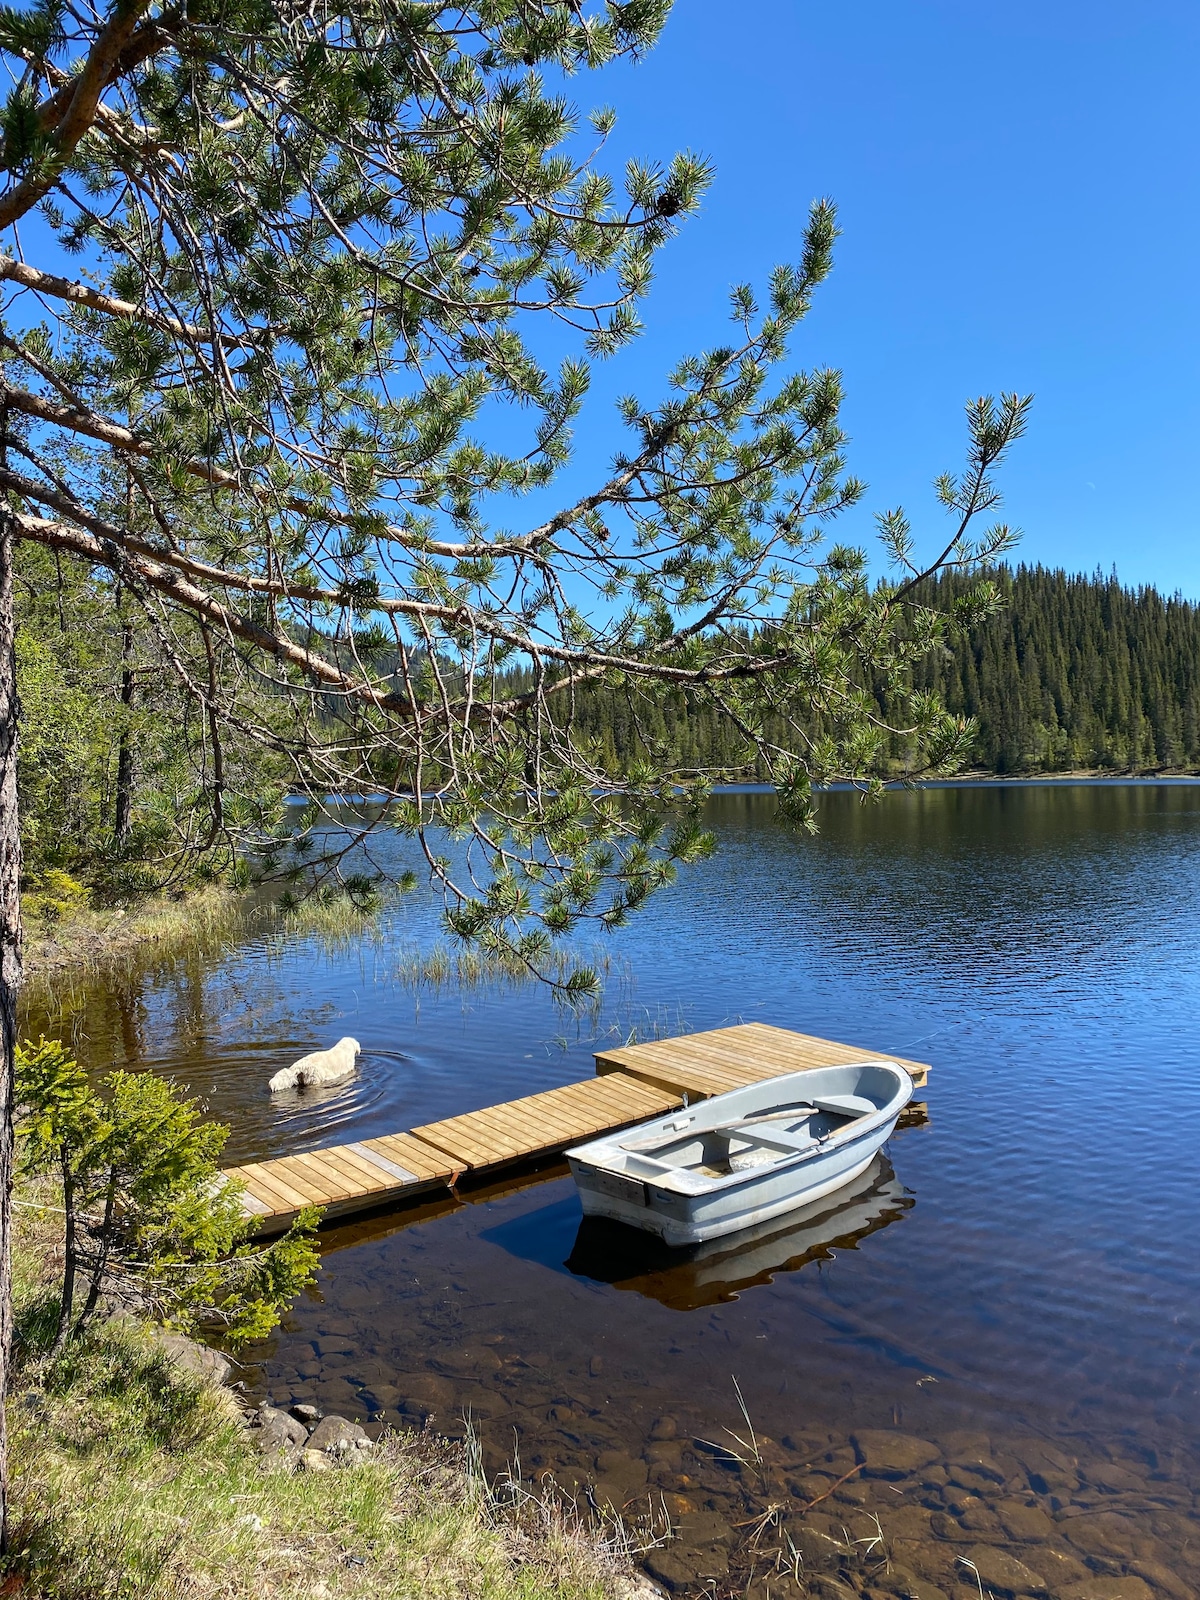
top-left (250, 1288), bottom-right (1198, 1600)
top-left (241, 1152), bottom-right (1200, 1600)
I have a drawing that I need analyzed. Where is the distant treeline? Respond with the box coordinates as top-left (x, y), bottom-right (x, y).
top-left (553, 565), bottom-right (1200, 778)
top-left (909, 565), bottom-right (1200, 773)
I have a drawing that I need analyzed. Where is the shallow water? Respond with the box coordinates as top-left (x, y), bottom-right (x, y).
top-left (27, 783), bottom-right (1200, 1598)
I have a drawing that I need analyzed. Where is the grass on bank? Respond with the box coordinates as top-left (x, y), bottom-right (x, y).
top-left (7, 1194), bottom-right (632, 1600)
top-left (23, 884), bottom-right (253, 988)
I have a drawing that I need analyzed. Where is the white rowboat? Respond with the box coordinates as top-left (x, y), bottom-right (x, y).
top-left (566, 1060), bottom-right (913, 1246)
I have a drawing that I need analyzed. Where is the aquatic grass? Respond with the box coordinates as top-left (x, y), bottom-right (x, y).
top-left (595, 1002), bottom-right (693, 1051)
top-left (464, 1417), bottom-right (671, 1572)
top-left (396, 942), bottom-right (620, 1021)
top-left (274, 891), bottom-right (390, 947)
top-left (695, 1375), bottom-right (771, 1497)
top-left (23, 885), bottom-right (258, 1025)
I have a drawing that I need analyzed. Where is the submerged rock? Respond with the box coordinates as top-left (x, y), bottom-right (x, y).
top-left (1027, 1546), bottom-right (1089, 1588)
top-left (744, 1578), bottom-right (806, 1600)
top-left (876, 1573), bottom-right (949, 1600)
top-left (805, 1578), bottom-right (858, 1600)
top-left (962, 1543), bottom-right (1047, 1595)
top-left (313, 1334), bottom-right (355, 1357)
top-left (996, 1499), bottom-right (1055, 1542)
top-left (641, 1506), bottom-right (734, 1594)
top-left (1056, 1579), bottom-right (1154, 1600)
top-left (643, 1541), bottom-right (729, 1593)
top-left (850, 1430), bottom-right (940, 1479)
top-left (674, 1510), bottom-right (732, 1547)
top-left (1128, 1558), bottom-right (1192, 1600)
top-left (1062, 1511), bottom-right (1147, 1561)
top-left (430, 1345), bottom-right (502, 1379)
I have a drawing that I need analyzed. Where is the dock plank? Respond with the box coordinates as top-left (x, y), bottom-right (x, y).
top-left (300, 1146), bottom-right (392, 1196)
top-left (411, 1073), bottom-right (682, 1171)
top-left (595, 1022), bottom-right (930, 1093)
top-left (231, 1162), bottom-right (316, 1213)
top-left (360, 1132), bottom-right (456, 1182)
top-left (261, 1157), bottom-right (338, 1206)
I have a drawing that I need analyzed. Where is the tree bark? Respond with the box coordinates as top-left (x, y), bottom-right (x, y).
top-left (0, 500), bottom-right (22, 1552)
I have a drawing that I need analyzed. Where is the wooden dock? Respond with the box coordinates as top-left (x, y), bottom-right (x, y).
top-left (225, 1023), bottom-right (930, 1235)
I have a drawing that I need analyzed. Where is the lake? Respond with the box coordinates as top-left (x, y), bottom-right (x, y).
top-left (28, 782), bottom-right (1200, 1598)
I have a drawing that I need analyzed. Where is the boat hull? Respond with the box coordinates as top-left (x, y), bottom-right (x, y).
top-left (566, 1156), bottom-right (911, 1306)
top-left (567, 1062), bottom-right (911, 1247)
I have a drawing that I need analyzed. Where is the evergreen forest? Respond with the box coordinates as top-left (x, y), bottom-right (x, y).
top-left (561, 565), bottom-right (1200, 780)
top-left (906, 566), bottom-right (1200, 774)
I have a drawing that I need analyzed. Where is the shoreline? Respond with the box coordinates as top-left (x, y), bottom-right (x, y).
top-left (902, 767), bottom-right (1200, 785)
top-left (23, 773), bottom-right (1200, 985)
top-left (9, 1185), bottom-right (644, 1600)
top-left (22, 885), bottom-right (253, 987)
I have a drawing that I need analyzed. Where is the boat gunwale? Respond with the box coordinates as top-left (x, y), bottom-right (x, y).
top-left (567, 1060), bottom-right (913, 1198)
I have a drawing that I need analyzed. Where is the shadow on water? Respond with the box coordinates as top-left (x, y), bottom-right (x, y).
top-left (305, 1154), bottom-right (914, 1314)
top-left (559, 1158), bottom-right (913, 1311)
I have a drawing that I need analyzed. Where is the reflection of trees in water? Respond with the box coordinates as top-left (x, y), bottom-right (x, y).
top-left (696, 786), bottom-right (1200, 992)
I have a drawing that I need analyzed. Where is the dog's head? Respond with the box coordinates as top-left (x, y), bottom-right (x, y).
top-left (339, 1036), bottom-right (362, 1057)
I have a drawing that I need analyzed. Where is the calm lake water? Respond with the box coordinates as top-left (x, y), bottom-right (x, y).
top-left (28, 784), bottom-right (1200, 1599)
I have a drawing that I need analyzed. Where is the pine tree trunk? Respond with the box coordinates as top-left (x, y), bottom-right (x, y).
top-left (0, 505), bottom-right (22, 1551)
top-left (75, 1179), bottom-right (116, 1336)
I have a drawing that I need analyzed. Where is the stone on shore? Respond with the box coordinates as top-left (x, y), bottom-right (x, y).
top-left (148, 1327), bottom-right (232, 1386)
top-left (252, 1405), bottom-right (308, 1458)
top-left (306, 1414), bottom-right (373, 1454)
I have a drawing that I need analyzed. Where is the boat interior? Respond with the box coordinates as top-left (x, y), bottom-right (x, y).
top-left (615, 1092), bottom-right (878, 1180)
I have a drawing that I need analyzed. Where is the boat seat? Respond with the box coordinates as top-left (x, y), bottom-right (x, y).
top-left (810, 1093), bottom-right (877, 1118)
top-left (713, 1124), bottom-right (812, 1154)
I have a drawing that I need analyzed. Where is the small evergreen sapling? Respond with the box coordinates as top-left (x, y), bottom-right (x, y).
top-left (15, 1038), bottom-right (319, 1353)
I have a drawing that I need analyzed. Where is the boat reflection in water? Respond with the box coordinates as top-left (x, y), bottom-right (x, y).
top-left (564, 1155), bottom-right (912, 1311)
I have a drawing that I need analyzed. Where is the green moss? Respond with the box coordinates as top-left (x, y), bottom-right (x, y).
top-left (22, 867), bottom-right (89, 924)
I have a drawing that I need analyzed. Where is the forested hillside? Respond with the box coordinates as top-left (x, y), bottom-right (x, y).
top-left (907, 566), bottom-right (1200, 773)
top-left (562, 566), bottom-right (1200, 779)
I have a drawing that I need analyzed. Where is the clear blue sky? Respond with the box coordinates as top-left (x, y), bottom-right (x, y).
top-left (559, 0), bottom-right (1200, 597)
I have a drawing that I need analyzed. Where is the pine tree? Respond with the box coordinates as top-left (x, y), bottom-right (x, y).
top-left (0, 1), bottom-right (1032, 1532)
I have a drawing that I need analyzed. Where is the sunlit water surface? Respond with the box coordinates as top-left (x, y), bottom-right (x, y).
top-left (28, 784), bottom-right (1200, 1598)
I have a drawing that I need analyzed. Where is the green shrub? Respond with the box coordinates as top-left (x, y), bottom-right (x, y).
top-left (15, 1038), bottom-right (320, 1353)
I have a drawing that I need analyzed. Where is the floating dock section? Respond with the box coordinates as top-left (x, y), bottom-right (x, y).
top-left (225, 1023), bottom-right (930, 1235)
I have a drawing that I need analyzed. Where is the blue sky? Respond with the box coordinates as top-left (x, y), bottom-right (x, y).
top-left (556, 0), bottom-right (1200, 596)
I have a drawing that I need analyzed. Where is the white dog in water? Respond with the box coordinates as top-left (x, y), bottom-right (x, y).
top-left (269, 1036), bottom-right (361, 1093)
